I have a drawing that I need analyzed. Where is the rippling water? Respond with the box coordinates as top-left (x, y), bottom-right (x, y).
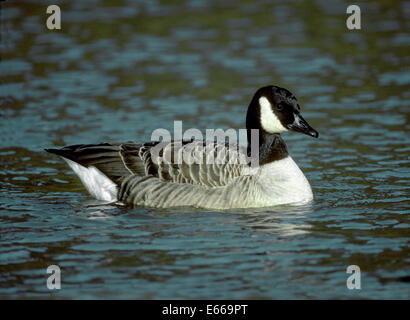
top-left (0, 0), bottom-right (409, 299)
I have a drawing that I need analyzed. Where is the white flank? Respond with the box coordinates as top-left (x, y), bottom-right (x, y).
top-left (257, 156), bottom-right (313, 205)
top-left (64, 158), bottom-right (118, 202)
top-left (259, 96), bottom-right (288, 134)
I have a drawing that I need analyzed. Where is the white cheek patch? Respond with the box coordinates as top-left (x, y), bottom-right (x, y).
top-left (259, 96), bottom-right (288, 134)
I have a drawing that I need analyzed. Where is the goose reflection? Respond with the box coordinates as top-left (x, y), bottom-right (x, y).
top-left (76, 199), bottom-right (313, 237)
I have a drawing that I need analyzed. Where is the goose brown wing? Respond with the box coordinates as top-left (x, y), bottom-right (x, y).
top-left (119, 140), bottom-right (250, 188)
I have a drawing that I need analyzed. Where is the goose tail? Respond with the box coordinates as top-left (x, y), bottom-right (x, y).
top-left (45, 146), bottom-right (120, 202)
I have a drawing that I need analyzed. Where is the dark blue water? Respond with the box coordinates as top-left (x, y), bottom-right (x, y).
top-left (0, 0), bottom-right (409, 299)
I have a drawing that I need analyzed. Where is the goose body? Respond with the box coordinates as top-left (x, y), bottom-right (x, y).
top-left (46, 85), bottom-right (319, 209)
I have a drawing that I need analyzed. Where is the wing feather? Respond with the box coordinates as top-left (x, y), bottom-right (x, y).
top-left (119, 140), bottom-right (250, 188)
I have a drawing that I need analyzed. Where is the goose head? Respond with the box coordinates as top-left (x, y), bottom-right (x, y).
top-left (246, 85), bottom-right (319, 138)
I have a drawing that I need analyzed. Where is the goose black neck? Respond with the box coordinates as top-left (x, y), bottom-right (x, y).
top-left (246, 97), bottom-right (289, 165)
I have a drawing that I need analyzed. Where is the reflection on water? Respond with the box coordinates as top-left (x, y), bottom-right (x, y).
top-left (231, 204), bottom-right (313, 236)
top-left (0, 0), bottom-right (409, 299)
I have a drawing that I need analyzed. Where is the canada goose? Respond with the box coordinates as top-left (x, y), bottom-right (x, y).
top-left (46, 85), bottom-right (319, 209)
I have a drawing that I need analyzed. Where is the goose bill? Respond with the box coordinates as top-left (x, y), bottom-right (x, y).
top-left (287, 114), bottom-right (319, 138)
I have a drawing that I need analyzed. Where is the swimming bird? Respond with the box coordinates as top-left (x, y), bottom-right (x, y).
top-left (46, 85), bottom-right (319, 209)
